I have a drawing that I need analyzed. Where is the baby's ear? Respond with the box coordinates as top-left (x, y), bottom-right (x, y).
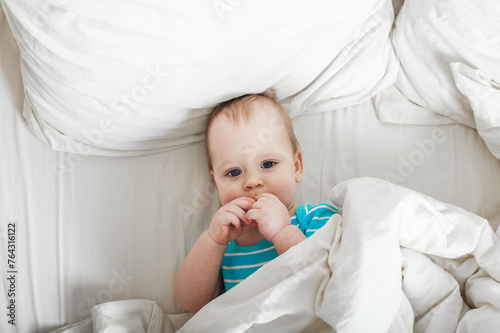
top-left (294, 150), bottom-right (304, 183)
top-left (209, 170), bottom-right (217, 188)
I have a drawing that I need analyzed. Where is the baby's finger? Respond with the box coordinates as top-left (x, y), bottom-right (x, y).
top-left (256, 194), bottom-right (282, 206)
top-left (224, 203), bottom-right (252, 225)
top-left (255, 193), bottom-right (278, 200)
top-left (230, 217), bottom-right (242, 230)
top-left (231, 196), bottom-right (255, 210)
top-left (246, 208), bottom-right (260, 222)
top-left (221, 212), bottom-right (241, 229)
top-left (251, 197), bottom-right (271, 209)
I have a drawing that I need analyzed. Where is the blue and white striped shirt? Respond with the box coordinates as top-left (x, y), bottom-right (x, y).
top-left (221, 203), bottom-right (338, 291)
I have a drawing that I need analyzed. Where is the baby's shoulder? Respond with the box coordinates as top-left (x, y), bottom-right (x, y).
top-left (297, 203), bottom-right (338, 218)
top-left (295, 203), bottom-right (339, 226)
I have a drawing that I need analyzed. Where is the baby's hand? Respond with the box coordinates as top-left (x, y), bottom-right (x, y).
top-left (246, 193), bottom-right (290, 242)
top-left (207, 197), bottom-right (256, 245)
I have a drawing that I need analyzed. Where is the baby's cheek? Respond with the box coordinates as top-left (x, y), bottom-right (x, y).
top-left (219, 194), bottom-right (232, 206)
top-left (219, 188), bottom-right (240, 206)
top-left (275, 183), bottom-right (296, 203)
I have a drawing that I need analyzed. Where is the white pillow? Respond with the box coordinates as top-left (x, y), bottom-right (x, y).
top-left (391, 0), bottom-right (500, 127)
top-left (3, 0), bottom-right (396, 155)
top-left (452, 62), bottom-right (500, 159)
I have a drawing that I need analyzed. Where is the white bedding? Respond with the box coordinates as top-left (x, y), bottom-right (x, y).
top-left (54, 178), bottom-right (500, 332)
top-left (1, 0), bottom-right (395, 155)
top-left (180, 178), bottom-right (500, 332)
top-left (382, 0), bottom-right (500, 128)
top-left (1, 0), bottom-right (500, 332)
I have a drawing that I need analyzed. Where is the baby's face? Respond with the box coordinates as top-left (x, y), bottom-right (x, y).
top-left (208, 101), bottom-right (303, 214)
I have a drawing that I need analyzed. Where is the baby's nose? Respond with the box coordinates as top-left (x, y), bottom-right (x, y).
top-left (243, 175), bottom-right (263, 190)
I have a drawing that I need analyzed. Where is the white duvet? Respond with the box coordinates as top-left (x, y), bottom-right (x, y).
top-left (57, 178), bottom-right (500, 333)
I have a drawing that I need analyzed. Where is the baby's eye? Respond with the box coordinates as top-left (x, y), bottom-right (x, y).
top-left (262, 161), bottom-right (276, 169)
top-left (226, 169), bottom-right (242, 177)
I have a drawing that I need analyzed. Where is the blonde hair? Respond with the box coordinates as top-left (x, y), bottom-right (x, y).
top-left (205, 88), bottom-right (300, 171)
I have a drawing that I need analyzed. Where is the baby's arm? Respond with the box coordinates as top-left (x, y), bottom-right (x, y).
top-left (174, 197), bottom-right (255, 312)
top-left (271, 224), bottom-right (307, 254)
top-left (174, 231), bottom-right (226, 312)
top-left (247, 193), bottom-right (306, 255)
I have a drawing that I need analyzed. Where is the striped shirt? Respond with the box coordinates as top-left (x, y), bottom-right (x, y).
top-left (221, 203), bottom-right (338, 291)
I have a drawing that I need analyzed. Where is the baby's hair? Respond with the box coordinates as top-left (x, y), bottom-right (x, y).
top-left (205, 88), bottom-right (301, 171)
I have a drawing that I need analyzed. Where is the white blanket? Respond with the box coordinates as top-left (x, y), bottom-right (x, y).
top-left (54, 178), bottom-right (500, 332)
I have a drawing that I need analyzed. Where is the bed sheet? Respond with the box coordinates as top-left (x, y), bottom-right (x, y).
top-left (1, 6), bottom-right (500, 333)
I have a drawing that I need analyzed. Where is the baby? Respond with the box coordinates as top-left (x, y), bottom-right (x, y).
top-left (174, 89), bottom-right (338, 312)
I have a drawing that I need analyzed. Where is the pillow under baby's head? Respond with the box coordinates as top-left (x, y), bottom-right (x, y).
top-left (3, 0), bottom-right (394, 156)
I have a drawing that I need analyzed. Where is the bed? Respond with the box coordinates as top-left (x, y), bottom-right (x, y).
top-left (1, 0), bottom-right (499, 332)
